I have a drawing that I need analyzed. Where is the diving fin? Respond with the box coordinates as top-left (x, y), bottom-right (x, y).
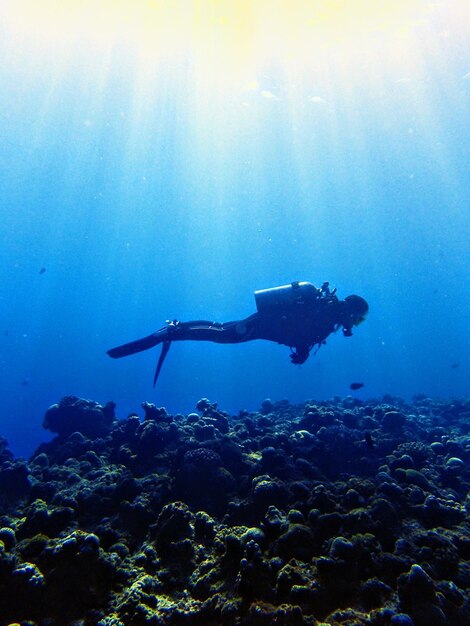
top-left (153, 341), bottom-right (172, 387)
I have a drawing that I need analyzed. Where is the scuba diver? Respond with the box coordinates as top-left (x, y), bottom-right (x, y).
top-left (107, 281), bottom-right (368, 386)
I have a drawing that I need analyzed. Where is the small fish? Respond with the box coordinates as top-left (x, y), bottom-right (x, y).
top-left (451, 363), bottom-right (460, 369)
top-left (4, 331), bottom-right (8, 336)
top-left (350, 382), bottom-right (364, 390)
top-left (21, 378), bottom-right (30, 386)
top-left (39, 267), bottom-right (46, 274)
top-left (364, 432), bottom-right (374, 448)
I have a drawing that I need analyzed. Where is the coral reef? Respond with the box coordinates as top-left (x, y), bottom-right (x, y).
top-left (0, 394), bottom-right (468, 625)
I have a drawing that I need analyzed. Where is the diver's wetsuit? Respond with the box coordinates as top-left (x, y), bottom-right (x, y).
top-left (107, 282), bottom-right (349, 367)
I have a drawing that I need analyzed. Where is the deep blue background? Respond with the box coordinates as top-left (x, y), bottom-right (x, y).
top-left (1, 3), bottom-right (469, 457)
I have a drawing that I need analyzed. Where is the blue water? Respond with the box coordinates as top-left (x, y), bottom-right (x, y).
top-left (1, 3), bottom-right (469, 457)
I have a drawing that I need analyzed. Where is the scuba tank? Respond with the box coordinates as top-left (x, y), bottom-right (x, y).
top-left (254, 281), bottom-right (320, 314)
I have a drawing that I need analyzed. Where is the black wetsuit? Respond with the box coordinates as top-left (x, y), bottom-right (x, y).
top-left (107, 283), bottom-right (348, 365)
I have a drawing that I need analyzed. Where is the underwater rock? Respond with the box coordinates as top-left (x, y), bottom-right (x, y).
top-left (0, 458), bottom-right (31, 499)
top-left (390, 614), bottom-right (415, 626)
top-left (0, 526), bottom-right (16, 550)
top-left (414, 494), bottom-right (466, 527)
top-left (262, 505), bottom-right (289, 539)
top-left (184, 447), bottom-right (223, 468)
top-left (237, 539), bottom-right (277, 602)
top-left (173, 447), bottom-right (235, 515)
top-left (0, 393), bottom-right (468, 624)
top-left (151, 501), bottom-right (194, 558)
top-left (273, 523), bottom-right (316, 562)
top-left (359, 577), bottom-right (393, 610)
top-left (0, 436), bottom-right (14, 464)
top-left (252, 475), bottom-right (290, 514)
top-left (397, 563), bottom-right (441, 625)
top-left (260, 398), bottom-right (274, 414)
top-left (17, 499), bottom-right (75, 539)
top-left (382, 410), bottom-right (407, 432)
top-left (329, 536), bottom-right (355, 560)
top-left (141, 401), bottom-right (170, 422)
top-left (43, 395), bottom-right (115, 439)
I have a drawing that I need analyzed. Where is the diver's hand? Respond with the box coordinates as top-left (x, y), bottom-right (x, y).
top-left (290, 348), bottom-right (309, 364)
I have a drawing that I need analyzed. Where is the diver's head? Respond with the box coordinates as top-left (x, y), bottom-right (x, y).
top-left (342, 295), bottom-right (369, 335)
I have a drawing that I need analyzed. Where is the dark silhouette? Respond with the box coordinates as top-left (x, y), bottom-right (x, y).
top-left (350, 382), bottom-right (365, 390)
top-left (107, 281), bottom-right (368, 385)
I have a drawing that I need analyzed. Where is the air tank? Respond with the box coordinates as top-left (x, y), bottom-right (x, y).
top-left (254, 281), bottom-right (320, 314)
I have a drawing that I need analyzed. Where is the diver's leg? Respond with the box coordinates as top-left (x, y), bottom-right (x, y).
top-left (107, 314), bottom-right (262, 358)
top-left (175, 314), bottom-right (261, 344)
top-left (106, 319), bottom-right (231, 358)
top-left (107, 325), bottom-right (171, 358)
